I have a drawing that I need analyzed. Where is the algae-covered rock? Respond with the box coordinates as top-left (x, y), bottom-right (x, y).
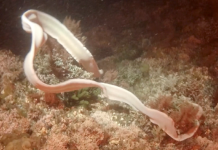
top-left (5, 137), bottom-right (32, 150)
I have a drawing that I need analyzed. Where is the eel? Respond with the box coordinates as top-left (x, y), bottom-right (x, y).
top-left (21, 9), bottom-right (203, 141)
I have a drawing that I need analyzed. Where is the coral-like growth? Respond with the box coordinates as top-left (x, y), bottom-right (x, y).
top-left (0, 109), bottom-right (30, 148)
top-left (0, 50), bottom-right (23, 99)
top-left (5, 137), bottom-right (32, 150)
top-left (91, 111), bottom-right (150, 150)
top-left (41, 133), bottom-right (73, 150)
top-left (149, 96), bottom-right (201, 135)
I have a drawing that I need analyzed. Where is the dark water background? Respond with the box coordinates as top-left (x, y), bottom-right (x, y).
top-left (0, 0), bottom-right (123, 56)
top-left (0, 0), bottom-right (217, 61)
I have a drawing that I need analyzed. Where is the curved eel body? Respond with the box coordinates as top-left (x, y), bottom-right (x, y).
top-left (22, 9), bottom-right (101, 78)
top-left (21, 9), bottom-right (203, 141)
top-left (100, 83), bottom-right (203, 141)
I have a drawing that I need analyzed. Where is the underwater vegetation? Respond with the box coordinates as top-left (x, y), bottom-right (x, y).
top-left (1, 0), bottom-right (218, 149)
top-left (57, 87), bottom-right (101, 108)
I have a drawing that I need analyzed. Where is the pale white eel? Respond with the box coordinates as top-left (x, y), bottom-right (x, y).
top-left (22, 9), bottom-right (105, 93)
top-left (100, 83), bottom-right (203, 141)
top-left (21, 9), bottom-right (203, 141)
top-left (22, 9), bottom-right (101, 78)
